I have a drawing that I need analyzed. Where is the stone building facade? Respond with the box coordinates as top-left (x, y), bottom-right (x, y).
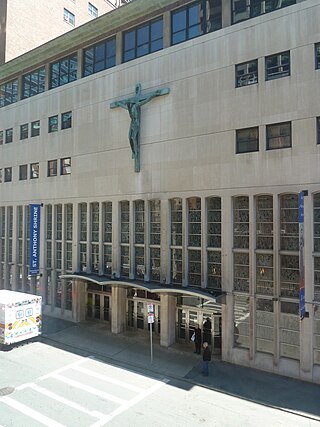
top-left (0, 0), bottom-right (320, 383)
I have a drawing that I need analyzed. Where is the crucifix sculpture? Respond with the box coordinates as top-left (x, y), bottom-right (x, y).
top-left (110, 83), bottom-right (170, 172)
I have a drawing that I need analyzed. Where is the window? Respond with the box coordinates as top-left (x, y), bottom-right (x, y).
top-left (61, 157), bottom-right (71, 175)
top-left (232, 0), bottom-right (296, 25)
top-left (256, 299), bottom-right (274, 354)
top-left (317, 117), bottom-right (320, 145)
top-left (19, 165), bottom-right (28, 180)
top-left (48, 115), bottom-right (58, 133)
top-left (50, 55), bottom-right (77, 89)
top-left (120, 201), bottom-right (130, 277)
top-left (22, 67), bottom-right (45, 99)
top-left (171, 1), bottom-right (222, 46)
top-left (20, 123), bottom-right (28, 140)
top-left (63, 8), bottom-right (75, 26)
top-left (171, 198), bottom-right (183, 285)
top-left (134, 200), bottom-right (145, 279)
top-left (207, 197), bottom-right (221, 289)
top-left (0, 79), bottom-right (18, 108)
top-left (280, 301), bottom-right (300, 360)
top-left (61, 111), bottom-right (72, 130)
top-left (30, 163), bottom-right (39, 179)
top-left (236, 127), bottom-right (259, 153)
top-left (88, 2), bottom-right (98, 17)
top-left (4, 167), bottom-right (12, 182)
top-left (265, 51), bottom-right (290, 80)
top-left (5, 128), bottom-right (13, 144)
top-left (47, 160), bottom-right (57, 177)
top-left (234, 294), bottom-right (250, 348)
top-left (103, 201), bottom-right (112, 276)
top-left (83, 38), bottom-right (116, 76)
top-left (123, 18), bottom-right (163, 63)
top-left (316, 43), bottom-right (320, 69)
top-left (31, 120), bottom-right (40, 137)
top-left (0, 131), bottom-right (3, 145)
top-left (266, 122), bottom-right (291, 150)
top-left (236, 60), bottom-right (258, 87)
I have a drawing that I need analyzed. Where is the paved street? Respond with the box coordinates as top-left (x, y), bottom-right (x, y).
top-left (0, 326), bottom-right (319, 427)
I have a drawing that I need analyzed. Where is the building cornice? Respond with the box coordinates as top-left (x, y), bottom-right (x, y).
top-left (0, 0), bottom-right (184, 82)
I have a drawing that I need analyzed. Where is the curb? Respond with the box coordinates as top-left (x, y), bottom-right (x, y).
top-left (39, 334), bottom-right (320, 423)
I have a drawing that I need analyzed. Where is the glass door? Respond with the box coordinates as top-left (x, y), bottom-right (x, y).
top-left (136, 301), bottom-right (144, 329)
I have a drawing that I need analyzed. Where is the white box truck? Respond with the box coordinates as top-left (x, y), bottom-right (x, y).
top-left (0, 290), bottom-right (42, 345)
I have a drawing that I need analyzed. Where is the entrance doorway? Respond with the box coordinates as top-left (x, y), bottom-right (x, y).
top-left (86, 292), bottom-right (111, 323)
top-left (127, 299), bottom-right (160, 334)
top-left (176, 297), bottom-right (222, 354)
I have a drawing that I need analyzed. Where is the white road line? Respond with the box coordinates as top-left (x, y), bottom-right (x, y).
top-left (90, 379), bottom-right (169, 427)
top-left (0, 396), bottom-right (66, 427)
top-left (72, 365), bottom-right (144, 393)
top-left (18, 383), bottom-right (106, 420)
top-left (53, 373), bottom-right (127, 405)
top-left (39, 358), bottom-right (85, 380)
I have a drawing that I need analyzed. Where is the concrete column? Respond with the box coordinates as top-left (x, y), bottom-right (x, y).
top-left (222, 293), bottom-right (233, 361)
top-left (163, 11), bottom-right (171, 49)
top-left (112, 201), bottom-right (120, 277)
top-left (72, 279), bottom-right (86, 322)
top-left (201, 197), bottom-right (206, 288)
top-left (160, 293), bottom-right (176, 347)
top-left (222, 0), bottom-right (232, 28)
top-left (111, 285), bottom-right (127, 334)
top-left (144, 200), bottom-right (150, 281)
top-left (12, 205), bottom-right (18, 291)
top-left (129, 201), bottom-right (134, 279)
top-left (116, 31), bottom-right (123, 66)
top-left (77, 48), bottom-right (83, 80)
top-left (182, 198), bottom-right (187, 286)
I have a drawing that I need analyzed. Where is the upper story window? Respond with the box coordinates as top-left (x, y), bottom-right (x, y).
top-left (22, 67), bottom-right (45, 99)
top-left (61, 111), bottom-right (72, 130)
top-left (20, 124), bottom-right (28, 140)
top-left (316, 43), bottom-right (320, 69)
top-left (5, 128), bottom-right (13, 144)
top-left (317, 117), bottom-right (320, 145)
top-left (265, 51), bottom-right (290, 81)
top-left (266, 122), bottom-right (291, 150)
top-left (123, 18), bottom-right (163, 63)
top-left (0, 79), bottom-right (18, 108)
top-left (236, 127), bottom-right (259, 153)
top-left (236, 60), bottom-right (258, 87)
top-left (64, 8), bottom-right (75, 26)
top-left (50, 54), bottom-right (77, 89)
top-left (48, 115), bottom-right (58, 133)
top-left (30, 163), bottom-right (39, 179)
top-left (0, 131), bottom-right (3, 145)
top-left (31, 120), bottom-right (40, 137)
top-left (19, 165), bottom-right (28, 181)
top-left (88, 2), bottom-right (98, 18)
top-left (83, 38), bottom-right (116, 76)
top-left (171, 0), bottom-right (222, 46)
top-left (232, 0), bottom-right (296, 25)
top-left (48, 160), bottom-right (57, 177)
top-left (61, 158), bottom-right (71, 175)
top-left (4, 167), bottom-right (12, 183)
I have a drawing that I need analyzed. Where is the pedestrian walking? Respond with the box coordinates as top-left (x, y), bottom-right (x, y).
top-left (202, 342), bottom-right (211, 376)
top-left (194, 324), bottom-right (202, 354)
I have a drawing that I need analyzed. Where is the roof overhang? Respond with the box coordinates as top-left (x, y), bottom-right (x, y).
top-left (60, 272), bottom-right (226, 304)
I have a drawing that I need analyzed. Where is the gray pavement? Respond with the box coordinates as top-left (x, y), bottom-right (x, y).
top-left (40, 316), bottom-right (320, 422)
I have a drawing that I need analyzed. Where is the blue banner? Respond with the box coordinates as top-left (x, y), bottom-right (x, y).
top-left (29, 204), bottom-right (41, 276)
top-left (298, 192), bottom-right (305, 319)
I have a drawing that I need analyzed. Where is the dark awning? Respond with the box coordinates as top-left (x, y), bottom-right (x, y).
top-left (60, 272), bottom-right (226, 304)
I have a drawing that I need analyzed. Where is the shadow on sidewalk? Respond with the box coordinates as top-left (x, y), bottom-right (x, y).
top-left (185, 360), bottom-right (320, 419)
top-left (40, 315), bottom-right (320, 420)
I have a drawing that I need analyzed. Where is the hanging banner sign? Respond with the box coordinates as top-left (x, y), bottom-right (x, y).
top-left (29, 204), bottom-right (41, 276)
top-left (298, 192), bottom-right (305, 319)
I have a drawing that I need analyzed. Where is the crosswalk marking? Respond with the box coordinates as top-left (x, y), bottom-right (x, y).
top-left (39, 358), bottom-right (85, 380)
top-left (90, 379), bottom-right (168, 427)
top-left (1, 396), bottom-right (66, 427)
top-left (17, 383), bottom-right (105, 420)
top-left (72, 365), bottom-right (144, 393)
top-left (52, 373), bottom-right (128, 405)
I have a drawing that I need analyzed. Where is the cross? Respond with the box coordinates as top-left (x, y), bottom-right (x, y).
top-left (110, 83), bottom-right (170, 172)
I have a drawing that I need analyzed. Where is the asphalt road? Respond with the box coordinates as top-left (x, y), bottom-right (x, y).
top-left (0, 340), bottom-right (318, 427)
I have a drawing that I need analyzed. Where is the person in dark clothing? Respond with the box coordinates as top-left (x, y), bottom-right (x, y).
top-left (194, 324), bottom-right (202, 354)
top-left (202, 341), bottom-right (211, 376)
top-left (203, 317), bottom-right (212, 345)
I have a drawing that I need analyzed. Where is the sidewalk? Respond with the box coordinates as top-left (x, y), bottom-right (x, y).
top-left (40, 316), bottom-right (320, 421)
